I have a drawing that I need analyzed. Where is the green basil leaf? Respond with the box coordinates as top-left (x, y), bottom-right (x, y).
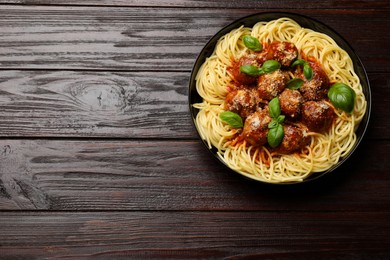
top-left (239, 65), bottom-right (260, 76)
top-left (268, 119), bottom-right (278, 129)
top-left (328, 83), bottom-right (356, 113)
top-left (303, 64), bottom-right (313, 80)
top-left (276, 115), bottom-right (285, 124)
top-left (286, 78), bottom-right (304, 90)
top-left (267, 123), bottom-right (284, 148)
top-left (257, 68), bottom-right (265, 75)
top-left (261, 60), bottom-right (281, 73)
top-left (291, 59), bottom-right (306, 67)
top-left (219, 111), bottom-right (243, 128)
top-left (268, 97), bottom-right (281, 119)
top-left (243, 35), bottom-right (263, 52)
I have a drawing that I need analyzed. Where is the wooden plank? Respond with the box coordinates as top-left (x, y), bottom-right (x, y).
top-left (0, 211), bottom-right (389, 259)
top-left (365, 72), bottom-right (388, 140)
top-left (0, 70), bottom-right (386, 139)
top-left (1, 0), bottom-right (388, 9)
top-left (0, 139), bottom-right (388, 211)
top-left (0, 6), bottom-right (388, 72)
top-left (0, 70), bottom-right (195, 138)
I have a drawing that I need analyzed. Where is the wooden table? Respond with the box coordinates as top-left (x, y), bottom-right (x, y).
top-left (0, 1), bottom-right (389, 259)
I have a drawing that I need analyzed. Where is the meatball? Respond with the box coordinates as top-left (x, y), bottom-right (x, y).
top-left (256, 49), bottom-right (270, 65)
top-left (242, 109), bottom-right (272, 146)
top-left (279, 88), bottom-right (304, 120)
top-left (275, 125), bottom-right (309, 154)
top-left (299, 59), bottom-right (330, 101)
top-left (302, 100), bottom-right (335, 132)
top-left (224, 88), bottom-right (258, 119)
top-left (228, 54), bottom-right (259, 85)
top-left (257, 70), bottom-right (289, 100)
top-left (268, 41), bottom-right (298, 67)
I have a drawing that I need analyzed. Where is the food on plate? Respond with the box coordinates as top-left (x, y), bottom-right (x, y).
top-left (193, 18), bottom-right (367, 183)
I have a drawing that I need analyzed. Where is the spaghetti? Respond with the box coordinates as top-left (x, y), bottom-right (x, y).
top-left (193, 17), bottom-right (367, 183)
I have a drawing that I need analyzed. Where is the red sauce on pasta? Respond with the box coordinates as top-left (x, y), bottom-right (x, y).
top-left (224, 41), bottom-right (335, 154)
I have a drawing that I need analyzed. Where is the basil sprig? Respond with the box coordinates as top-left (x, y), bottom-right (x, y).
top-left (243, 35), bottom-right (263, 52)
top-left (327, 83), bottom-right (356, 113)
top-left (268, 124), bottom-right (284, 149)
top-left (240, 60), bottom-right (281, 77)
top-left (292, 59), bottom-right (314, 80)
top-left (303, 63), bottom-right (313, 80)
top-left (269, 96), bottom-right (281, 118)
top-left (219, 111), bottom-right (243, 128)
top-left (262, 60), bottom-right (281, 73)
top-left (239, 65), bottom-right (261, 76)
top-left (267, 97), bottom-right (285, 148)
top-left (286, 78), bottom-right (304, 90)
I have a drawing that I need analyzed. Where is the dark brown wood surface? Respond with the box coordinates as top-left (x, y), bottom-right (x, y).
top-left (0, 1), bottom-right (389, 259)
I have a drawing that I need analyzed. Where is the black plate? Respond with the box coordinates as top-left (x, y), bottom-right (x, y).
top-left (188, 12), bottom-right (371, 184)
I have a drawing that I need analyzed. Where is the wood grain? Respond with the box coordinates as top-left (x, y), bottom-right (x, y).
top-left (0, 6), bottom-right (388, 72)
top-left (0, 139), bottom-right (388, 211)
top-left (1, 211), bottom-right (389, 259)
top-left (1, 0), bottom-right (388, 9)
top-left (0, 70), bottom-right (194, 138)
top-left (0, 70), bottom-right (387, 139)
top-left (0, 2), bottom-right (389, 259)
